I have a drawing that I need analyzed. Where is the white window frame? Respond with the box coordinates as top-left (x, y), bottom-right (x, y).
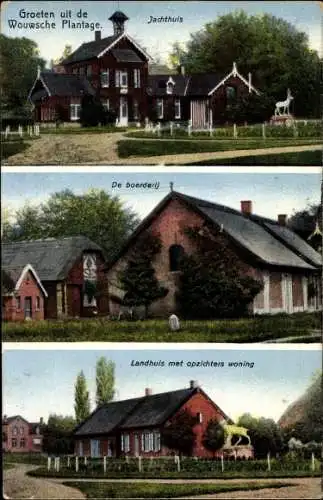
top-left (120, 433), bottom-right (130, 453)
top-left (134, 68), bottom-right (141, 88)
top-left (86, 65), bottom-right (92, 77)
top-left (174, 98), bottom-right (181, 119)
top-left (100, 69), bottom-right (109, 88)
top-left (90, 439), bottom-right (100, 458)
top-left (120, 70), bottom-right (128, 88)
top-left (133, 99), bottom-right (139, 120)
top-left (70, 103), bottom-right (81, 121)
top-left (197, 412), bottom-right (203, 424)
top-left (102, 99), bottom-right (110, 112)
top-left (153, 431), bottom-right (161, 452)
top-left (156, 99), bottom-right (163, 119)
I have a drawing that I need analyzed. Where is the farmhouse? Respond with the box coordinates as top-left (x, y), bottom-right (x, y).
top-left (28, 10), bottom-right (259, 127)
top-left (2, 264), bottom-right (47, 321)
top-left (106, 191), bottom-right (322, 317)
top-left (2, 415), bottom-right (44, 453)
top-left (74, 381), bottom-right (251, 458)
top-left (2, 236), bottom-right (108, 320)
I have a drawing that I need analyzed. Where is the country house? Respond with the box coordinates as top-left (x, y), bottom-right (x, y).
top-left (28, 10), bottom-right (259, 128)
top-left (2, 236), bottom-right (108, 320)
top-left (73, 381), bottom-right (252, 458)
top-left (106, 191), bottom-right (322, 317)
top-left (2, 415), bottom-right (44, 453)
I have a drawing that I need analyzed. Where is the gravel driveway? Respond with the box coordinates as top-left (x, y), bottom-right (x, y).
top-left (3, 464), bottom-right (86, 499)
top-left (3, 133), bottom-right (321, 165)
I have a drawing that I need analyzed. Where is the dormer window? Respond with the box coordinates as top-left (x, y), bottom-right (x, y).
top-left (166, 77), bottom-right (175, 95)
top-left (100, 69), bottom-right (109, 88)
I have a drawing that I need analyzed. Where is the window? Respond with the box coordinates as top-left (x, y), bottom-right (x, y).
top-left (72, 68), bottom-right (78, 75)
top-left (156, 99), bottom-right (163, 119)
top-left (226, 86), bottom-right (237, 103)
top-left (79, 441), bottom-right (84, 456)
top-left (166, 82), bottom-right (174, 94)
top-left (134, 69), bottom-right (140, 88)
top-left (153, 431), bottom-right (161, 452)
top-left (11, 438), bottom-right (17, 448)
top-left (174, 99), bottom-right (181, 119)
top-left (133, 99), bottom-right (139, 120)
top-left (70, 104), bottom-right (81, 121)
top-left (79, 66), bottom-right (85, 76)
top-left (16, 296), bottom-right (21, 310)
top-left (102, 99), bottom-right (110, 111)
top-left (197, 412), bottom-right (203, 424)
top-left (90, 439), bottom-right (100, 458)
top-left (115, 70), bottom-right (128, 87)
top-left (120, 433), bottom-right (130, 453)
top-left (169, 244), bottom-right (184, 272)
top-left (20, 438), bottom-right (26, 448)
top-left (36, 296), bottom-right (40, 310)
top-left (86, 65), bottom-right (92, 77)
top-left (13, 426), bottom-right (18, 436)
top-left (20, 426), bottom-right (24, 435)
top-left (100, 69), bottom-right (109, 87)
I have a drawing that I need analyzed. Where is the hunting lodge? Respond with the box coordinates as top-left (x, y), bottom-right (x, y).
top-left (28, 10), bottom-right (260, 128)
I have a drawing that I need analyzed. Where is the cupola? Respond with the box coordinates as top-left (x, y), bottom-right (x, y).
top-left (109, 11), bottom-right (129, 35)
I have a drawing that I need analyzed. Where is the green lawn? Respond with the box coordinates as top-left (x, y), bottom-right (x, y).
top-left (3, 452), bottom-right (47, 466)
top-left (64, 480), bottom-right (292, 498)
top-left (40, 126), bottom-right (128, 134)
top-left (117, 138), bottom-right (321, 158)
top-left (184, 150), bottom-right (322, 166)
top-left (1, 140), bottom-right (30, 159)
top-left (3, 312), bottom-right (320, 343)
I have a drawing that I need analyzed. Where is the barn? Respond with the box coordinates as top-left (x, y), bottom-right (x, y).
top-left (106, 191), bottom-right (322, 318)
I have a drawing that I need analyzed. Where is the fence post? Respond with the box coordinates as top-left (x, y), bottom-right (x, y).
top-left (84, 456), bottom-right (87, 466)
top-left (262, 123), bottom-right (266, 139)
top-left (103, 455), bottom-right (107, 473)
top-left (125, 455), bottom-right (129, 464)
top-left (157, 122), bottom-right (161, 137)
top-left (75, 455), bottom-right (79, 472)
top-left (267, 452), bottom-right (271, 471)
top-left (18, 125), bottom-right (23, 137)
top-left (34, 124), bottom-right (40, 136)
top-left (233, 123), bottom-right (238, 139)
top-left (221, 454), bottom-right (224, 472)
top-left (138, 455), bottom-right (142, 472)
top-left (29, 125), bottom-right (33, 137)
top-left (311, 452), bottom-right (315, 471)
top-left (67, 456), bottom-right (70, 468)
top-left (57, 457), bottom-right (60, 472)
top-left (5, 126), bottom-right (9, 139)
top-left (47, 456), bottom-right (51, 471)
top-left (177, 455), bottom-right (181, 472)
top-left (170, 122), bottom-right (173, 136)
top-left (209, 123), bottom-right (213, 137)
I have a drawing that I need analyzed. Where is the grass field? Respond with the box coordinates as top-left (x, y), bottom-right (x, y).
top-left (117, 138), bottom-right (321, 158)
top-left (63, 480), bottom-right (292, 498)
top-left (184, 150), bottom-right (322, 166)
top-left (3, 452), bottom-right (47, 466)
top-left (1, 140), bottom-right (30, 159)
top-left (3, 312), bottom-right (320, 342)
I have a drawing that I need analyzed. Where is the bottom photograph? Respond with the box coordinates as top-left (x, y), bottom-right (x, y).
top-left (3, 347), bottom-right (321, 499)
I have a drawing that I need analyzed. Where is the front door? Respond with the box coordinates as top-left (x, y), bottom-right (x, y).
top-left (24, 297), bottom-right (32, 319)
top-left (119, 96), bottom-right (128, 126)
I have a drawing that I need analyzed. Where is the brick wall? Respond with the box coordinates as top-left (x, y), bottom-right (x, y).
top-left (3, 417), bottom-right (30, 452)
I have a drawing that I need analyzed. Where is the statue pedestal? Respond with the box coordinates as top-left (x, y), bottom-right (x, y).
top-left (222, 445), bottom-right (254, 459)
top-left (270, 114), bottom-right (295, 127)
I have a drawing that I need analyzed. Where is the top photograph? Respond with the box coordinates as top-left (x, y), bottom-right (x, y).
top-left (1, 0), bottom-right (322, 166)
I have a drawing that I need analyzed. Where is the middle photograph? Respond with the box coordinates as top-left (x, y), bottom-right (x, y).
top-left (2, 170), bottom-right (321, 343)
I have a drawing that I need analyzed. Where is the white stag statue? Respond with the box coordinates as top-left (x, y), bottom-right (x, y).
top-left (220, 420), bottom-right (251, 447)
top-left (275, 89), bottom-right (294, 116)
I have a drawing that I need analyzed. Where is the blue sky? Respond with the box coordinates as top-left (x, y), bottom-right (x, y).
top-left (1, 1), bottom-right (322, 64)
top-left (2, 171), bottom-right (321, 223)
top-left (3, 347), bottom-right (321, 423)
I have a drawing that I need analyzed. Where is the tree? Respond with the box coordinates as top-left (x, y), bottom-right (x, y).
top-left (119, 232), bottom-right (168, 317)
top-left (74, 370), bottom-right (91, 424)
top-left (237, 413), bottom-right (284, 458)
top-left (80, 94), bottom-right (107, 127)
top-left (171, 11), bottom-right (320, 117)
top-left (42, 414), bottom-right (76, 455)
top-left (176, 227), bottom-right (262, 319)
top-left (2, 189), bottom-right (139, 260)
top-left (202, 419), bottom-right (225, 456)
top-left (0, 34), bottom-right (46, 119)
top-left (95, 357), bottom-right (115, 407)
top-left (161, 409), bottom-right (198, 456)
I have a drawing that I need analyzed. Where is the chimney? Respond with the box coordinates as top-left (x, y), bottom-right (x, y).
top-left (189, 380), bottom-right (199, 389)
top-left (240, 200), bottom-right (252, 215)
top-left (278, 214), bottom-right (287, 226)
top-left (145, 388), bottom-right (152, 396)
top-left (248, 72), bottom-right (252, 93)
top-left (95, 30), bottom-right (101, 42)
top-left (39, 417), bottom-right (44, 425)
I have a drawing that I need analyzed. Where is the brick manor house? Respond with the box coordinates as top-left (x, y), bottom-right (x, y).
top-left (28, 10), bottom-right (260, 128)
top-left (73, 381), bottom-right (253, 459)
